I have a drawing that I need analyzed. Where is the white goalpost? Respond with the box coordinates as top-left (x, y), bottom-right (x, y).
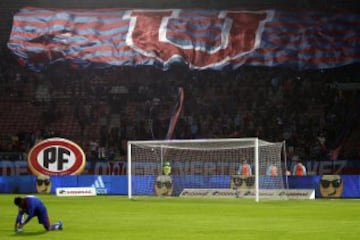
top-left (127, 138), bottom-right (288, 202)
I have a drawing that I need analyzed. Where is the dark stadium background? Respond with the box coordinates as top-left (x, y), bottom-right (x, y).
top-left (0, 0), bottom-right (359, 180)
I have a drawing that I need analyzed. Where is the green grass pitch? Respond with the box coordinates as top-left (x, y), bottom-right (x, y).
top-left (1, 194), bottom-right (359, 240)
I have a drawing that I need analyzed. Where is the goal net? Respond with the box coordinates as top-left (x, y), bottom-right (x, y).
top-left (127, 138), bottom-right (287, 201)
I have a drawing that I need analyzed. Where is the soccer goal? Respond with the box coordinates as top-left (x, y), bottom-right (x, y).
top-left (127, 138), bottom-right (287, 201)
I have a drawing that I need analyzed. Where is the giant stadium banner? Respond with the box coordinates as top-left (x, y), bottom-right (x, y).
top-left (7, 7), bottom-right (360, 72)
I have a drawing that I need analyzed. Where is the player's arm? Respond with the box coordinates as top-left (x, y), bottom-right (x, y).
top-left (21, 199), bottom-right (35, 225)
top-left (302, 165), bottom-right (307, 175)
top-left (15, 210), bottom-right (24, 231)
top-left (21, 208), bottom-right (34, 225)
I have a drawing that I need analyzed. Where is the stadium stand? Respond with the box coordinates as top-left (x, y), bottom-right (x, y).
top-left (0, 1), bottom-right (359, 174)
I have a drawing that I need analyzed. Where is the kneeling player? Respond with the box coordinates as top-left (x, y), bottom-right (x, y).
top-left (14, 195), bottom-right (63, 232)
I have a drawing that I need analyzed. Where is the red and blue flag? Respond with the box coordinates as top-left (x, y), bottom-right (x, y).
top-left (7, 7), bottom-right (360, 71)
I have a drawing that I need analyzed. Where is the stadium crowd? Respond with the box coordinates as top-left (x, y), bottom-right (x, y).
top-left (0, 46), bottom-right (359, 174)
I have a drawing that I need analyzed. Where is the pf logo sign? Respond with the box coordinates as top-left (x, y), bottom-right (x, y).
top-left (28, 138), bottom-right (86, 176)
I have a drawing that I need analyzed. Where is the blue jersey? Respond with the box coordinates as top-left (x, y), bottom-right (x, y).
top-left (15, 196), bottom-right (49, 226)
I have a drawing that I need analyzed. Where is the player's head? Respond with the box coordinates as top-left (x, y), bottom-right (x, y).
top-left (36, 175), bottom-right (52, 194)
top-left (269, 165), bottom-right (278, 176)
top-left (319, 175), bottom-right (343, 198)
top-left (14, 197), bottom-right (24, 208)
top-left (163, 161), bottom-right (172, 176)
